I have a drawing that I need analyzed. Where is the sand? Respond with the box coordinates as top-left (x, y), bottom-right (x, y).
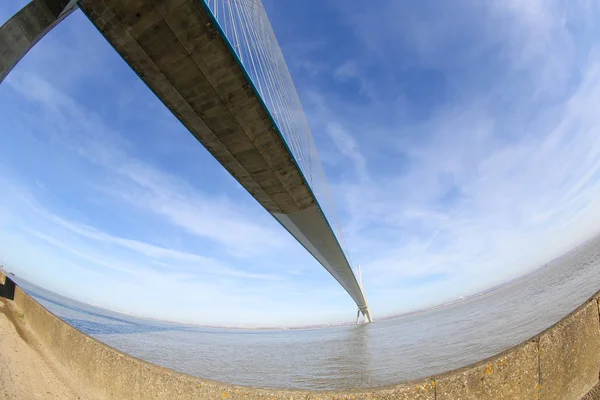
top-left (0, 298), bottom-right (101, 400)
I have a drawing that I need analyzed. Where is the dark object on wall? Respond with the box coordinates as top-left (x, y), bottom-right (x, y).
top-left (0, 277), bottom-right (16, 300)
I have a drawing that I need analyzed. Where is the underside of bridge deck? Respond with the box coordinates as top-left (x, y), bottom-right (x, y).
top-left (0, 0), bottom-right (371, 321)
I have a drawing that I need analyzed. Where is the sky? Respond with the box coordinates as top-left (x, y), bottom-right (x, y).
top-left (1, 1), bottom-right (600, 327)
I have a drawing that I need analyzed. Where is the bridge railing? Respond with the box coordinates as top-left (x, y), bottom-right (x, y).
top-left (201, 0), bottom-right (356, 273)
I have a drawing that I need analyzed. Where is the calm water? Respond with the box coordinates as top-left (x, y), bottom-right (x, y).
top-left (14, 236), bottom-right (600, 390)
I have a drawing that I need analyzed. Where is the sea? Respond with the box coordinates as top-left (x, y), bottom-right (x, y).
top-left (10, 235), bottom-right (600, 390)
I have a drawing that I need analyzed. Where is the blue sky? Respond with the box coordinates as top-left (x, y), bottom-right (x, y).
top-left (1, 0), bottom-right (600, 327)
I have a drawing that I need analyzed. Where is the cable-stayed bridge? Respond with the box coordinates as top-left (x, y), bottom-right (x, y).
top-left (0, 0), bottom-right (372, 323)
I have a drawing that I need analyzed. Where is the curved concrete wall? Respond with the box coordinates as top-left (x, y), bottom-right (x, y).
top-left (4, 273), bottom-right (600, 400)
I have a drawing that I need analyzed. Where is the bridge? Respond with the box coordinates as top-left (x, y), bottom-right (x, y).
top-left (0, 0), bottom-right (372, 322)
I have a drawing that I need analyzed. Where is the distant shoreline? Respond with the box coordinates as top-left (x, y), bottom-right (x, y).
top-left (0, 237), bottom-right (587, 331)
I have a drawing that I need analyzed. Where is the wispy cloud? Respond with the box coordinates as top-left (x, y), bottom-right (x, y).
top-left (6, 70), bottom-right (288, 259)
top-left (326, 122), bottom-right (369, 182)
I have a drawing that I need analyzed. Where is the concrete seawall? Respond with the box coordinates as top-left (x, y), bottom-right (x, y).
top-left (2, 272), bottom-right (600, 400)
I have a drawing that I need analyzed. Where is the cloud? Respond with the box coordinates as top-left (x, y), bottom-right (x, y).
top-left (326, 122), bottom-right (369, 182)
top-left (6, 70), bottom-right (288, 259)
top-left (110, 160), bottom-right (288, 258)
top-left (0, 170), bottom-right (283, 281)
top-left (34, 209), bottom-right (284, 281)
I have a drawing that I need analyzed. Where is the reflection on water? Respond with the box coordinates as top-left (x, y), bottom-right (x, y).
top-left (16, 235), bottom-right (600, 390)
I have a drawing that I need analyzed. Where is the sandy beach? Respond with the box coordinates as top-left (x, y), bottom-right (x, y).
top-left (0, 298), bottom-right (101, 400)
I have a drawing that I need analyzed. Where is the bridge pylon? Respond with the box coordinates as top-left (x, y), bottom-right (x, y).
top-left (356, 265), bottom-right (372, 324)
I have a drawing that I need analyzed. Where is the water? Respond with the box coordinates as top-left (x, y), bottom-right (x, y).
top-left (13, 235), bottom-right (600, 390)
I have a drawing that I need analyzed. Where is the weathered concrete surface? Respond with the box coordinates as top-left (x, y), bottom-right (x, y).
top-left (0, 0), bottom-right (74, 83)
top-left (435, 341), bottom-right (539, 400)
top-left (539, 299), bottom-right (600, 400)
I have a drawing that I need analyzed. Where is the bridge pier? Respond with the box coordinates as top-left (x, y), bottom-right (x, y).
top-left (357, 306), bottom-right (373, 324)
top-left (0, 0), bottom-right (76, 84)
top-left (362, 308), bottom-right (373, 324)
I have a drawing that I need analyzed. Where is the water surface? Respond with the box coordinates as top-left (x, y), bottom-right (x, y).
top-left (16, 236), bottom-right (600, 390)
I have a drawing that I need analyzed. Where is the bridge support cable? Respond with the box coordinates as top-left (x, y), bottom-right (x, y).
top-left (202, 0), bottom-right (370, 320)
top-left (203, 1), bottom-right (346, 250)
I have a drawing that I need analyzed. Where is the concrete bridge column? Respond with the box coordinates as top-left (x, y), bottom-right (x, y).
top-left (362, 308), bottom-right (373, 324)
top-left (0, 0), bottom-right (76, 83)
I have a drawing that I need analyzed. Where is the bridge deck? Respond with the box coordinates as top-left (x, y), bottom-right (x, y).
top-left (1, 0), bottom-right (371, 320)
